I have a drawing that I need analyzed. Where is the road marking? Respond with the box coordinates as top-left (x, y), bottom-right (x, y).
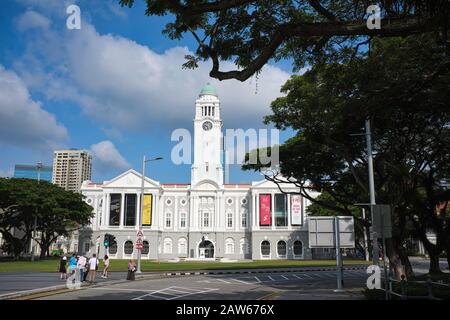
top-left (232, 278), bottom-right (251, 285)
top-left (132, 287), bottom-right (174, 300)
top-left (268, 276), bottom-right (276, 281)
top-left (166, 288), bottom-right (219, 300)
top-left (281, 275), bottom-right (289, 280)
top-left (313, 273), bottom-right (328, 279)
top-left (215, 278), bottom-right (231, 284)
top-left (90, 287), bottom-right (157, 292)
top-left (254, 276), bottom-right (261, 283)
top-left (134, 286), bottom-right (219, 300)
top-left (299, 273), bottom-right (313, 279)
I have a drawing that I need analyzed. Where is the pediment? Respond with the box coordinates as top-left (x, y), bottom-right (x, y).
top-left (103, 169), bottom-right (160, 188)
top-left (193, 179), bottom-right (221, 190)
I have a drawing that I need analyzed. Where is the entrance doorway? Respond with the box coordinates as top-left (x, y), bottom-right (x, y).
top-left (199, 240), bottom-right (214, 258)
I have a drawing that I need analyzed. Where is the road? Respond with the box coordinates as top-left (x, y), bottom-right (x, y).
top-left (1, 257), bottom-right (447, 300)
top-left (36, 269), bottom-right (368, 300)
top-left (0, 271), bottom-right (127, 297)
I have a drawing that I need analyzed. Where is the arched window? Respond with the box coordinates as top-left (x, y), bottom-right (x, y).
top-left (109, 238), bottom-right (117, 254)
top-left (261, 240), bottom-right (270, 257)
top-left (124, 241), bottom-right (133, 255)
top-left (163, 238), bottom-right (173, 254)
top-left (277, 241), bottom-right (287, 257)
top-left (239, 238), bottom-right (249, 255)
top-left (142, 240), bottom-right (149, 255)
top-left (293, 240), bottom-right (303, 256)
top-left (178, 238), bottom-right (187, 255)
top-left (225, 238), bottom-right (235, 254)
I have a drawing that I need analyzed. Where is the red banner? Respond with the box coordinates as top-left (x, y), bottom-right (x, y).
top-left (259, 194), bottom-right (272, 226)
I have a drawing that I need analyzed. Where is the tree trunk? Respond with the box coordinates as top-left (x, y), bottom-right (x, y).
top-left (421, 239), bottom-right (442, 274)
top-left (386, 238), bottom-right (406, 280)
top-left (398, 246), bottom-right (414, 279)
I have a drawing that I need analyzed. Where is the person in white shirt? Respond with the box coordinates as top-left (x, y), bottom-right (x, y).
top-left (87, 254), bottom-right (98, 283)
top-left (77, 255), bottom-right (87, 282)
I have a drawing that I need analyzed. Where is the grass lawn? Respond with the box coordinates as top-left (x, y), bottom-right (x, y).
top-left (0, 258), bottom-right (368, 273)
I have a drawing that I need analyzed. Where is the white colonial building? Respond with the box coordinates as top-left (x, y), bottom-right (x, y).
top-left (80, 84), bottom-right (319, 260)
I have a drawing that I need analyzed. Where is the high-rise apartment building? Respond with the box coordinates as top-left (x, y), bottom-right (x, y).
top-left (52, 149), bottom-right (92, 192)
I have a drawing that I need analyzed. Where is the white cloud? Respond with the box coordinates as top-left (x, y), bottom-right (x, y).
top-left (0, 65), bottom-right (68, 151)
top-left (90, 140), bottom-right (130, 172)
top-left (15, 10), bottom-right (51, 31)
top-left (15, 21), bottom-right (290, 133)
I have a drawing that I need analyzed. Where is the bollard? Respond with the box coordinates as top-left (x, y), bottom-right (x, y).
top-left (426, 275), bottom-right (433, 300)
top-left (400, 274), bottom-right (407, 300)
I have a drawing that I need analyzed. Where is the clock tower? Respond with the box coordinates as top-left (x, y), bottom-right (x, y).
top-left (191, 83), bottom-right (223, 186)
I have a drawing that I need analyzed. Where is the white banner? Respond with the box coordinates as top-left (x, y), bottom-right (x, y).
top-left (291, 195), bottom-right (302, 225)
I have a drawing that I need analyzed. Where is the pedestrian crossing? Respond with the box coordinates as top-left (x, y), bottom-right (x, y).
top-left (132, 286), bottom-right (219, 300)
top-left (196, 270), bottom-right (366, 286)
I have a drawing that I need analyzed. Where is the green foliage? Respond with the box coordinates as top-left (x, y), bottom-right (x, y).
top-left (0, 178), bottom-right (94, 258)
top-left (118, 1), bottom-right (449, 81)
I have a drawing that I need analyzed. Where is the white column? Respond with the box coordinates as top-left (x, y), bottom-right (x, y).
top-left (235, 195), bottom-right (239, 232)
top-left (101, 194), bottom-right (107, 228)
top-left (136, 192), bottom-right (141, 230)
top-left (287, 194), bottom-right (291, 230)
top-left (105, 194), bottom-right (111, 227)
top-left (174, 196), bottom-right (179, 231)
top-left (271, 192), bottom-right (275, 230)
top-left (120, 192), bottom-right (125, 228)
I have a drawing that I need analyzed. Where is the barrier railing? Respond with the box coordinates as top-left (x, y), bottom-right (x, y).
top-left (382, 275), bottom-right (450, 300)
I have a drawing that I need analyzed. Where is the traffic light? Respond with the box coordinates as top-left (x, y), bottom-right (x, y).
top-left (109, 234), bottom-right (116, 246)
top-left (103, 234), bottom-right (110, 247)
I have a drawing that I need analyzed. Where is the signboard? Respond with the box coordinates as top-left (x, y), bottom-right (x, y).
top-left (259, 194), bottom-right (271, 226)
top-left (371, 205), bottom-right (392, 238)
top-left (136, 230), bottom-right (144, 250)
top-left (308, 216), bottom-right (355, 248)
top-left (291, 195), bottom-right (302, 225)
top-left (142, 194), bottom-right (153, 226)
top-left (135, 239), bottom-right (144, 250)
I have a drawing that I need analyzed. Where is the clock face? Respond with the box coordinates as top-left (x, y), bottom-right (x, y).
top-left (202, 121), bottom-right (213, 131)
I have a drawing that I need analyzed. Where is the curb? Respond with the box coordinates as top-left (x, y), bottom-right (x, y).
top-left (164, 265), bottom-right (367, 276)
top-left (0, 272), bottom-right (167, 300)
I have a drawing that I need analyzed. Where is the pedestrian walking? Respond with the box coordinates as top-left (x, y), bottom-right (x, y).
top-left (59, 255), bottom-right (67, 280)
top-left (83, 256), bottom-right (90, 282)
top-left (87, 254), bottom-right (98, 284)
top-left (68, 254), bottom-right (77, 275)
top-left (101, 255), bottom-right (110, 279)
top-left (126, 259), bottom-right (136, 281)
top-left (77, 255), bottom-right (87, 282)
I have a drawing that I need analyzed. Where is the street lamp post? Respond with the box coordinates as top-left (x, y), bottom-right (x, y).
top-left (136, 156), bottom-right (163, 274)
top-left (31, 162), bottom-right (43, 261)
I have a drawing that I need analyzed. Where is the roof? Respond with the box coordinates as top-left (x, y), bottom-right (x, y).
top-left (199, 82), bottom-right (218, 97)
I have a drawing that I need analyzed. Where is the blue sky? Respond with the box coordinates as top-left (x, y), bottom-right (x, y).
top-left (0, 0), bottom-right (297, 184)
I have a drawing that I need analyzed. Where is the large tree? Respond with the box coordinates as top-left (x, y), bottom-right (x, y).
top-left (119, 0), bottom-right (449, 81)
top-left (243, 35), bottom-right (450, 278)
top-left (0, 178), bottom-right (94, 258)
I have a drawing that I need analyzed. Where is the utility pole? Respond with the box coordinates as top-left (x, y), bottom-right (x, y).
top-left (137, 155), bottom-right (162, 273)
top-left (31, 162), bottom-right (42, 261)
top-left (362, 208), bottom-right (370, 262)
top-left (365, 118), bottom-right (379, 266)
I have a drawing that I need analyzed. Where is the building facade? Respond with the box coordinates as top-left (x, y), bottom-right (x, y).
top-left (52, 149), bottom-right (92, 192)
top-left (14, 164), bottom-right (52, 182)
top-left (80, 84), bottom-right (319, 260)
